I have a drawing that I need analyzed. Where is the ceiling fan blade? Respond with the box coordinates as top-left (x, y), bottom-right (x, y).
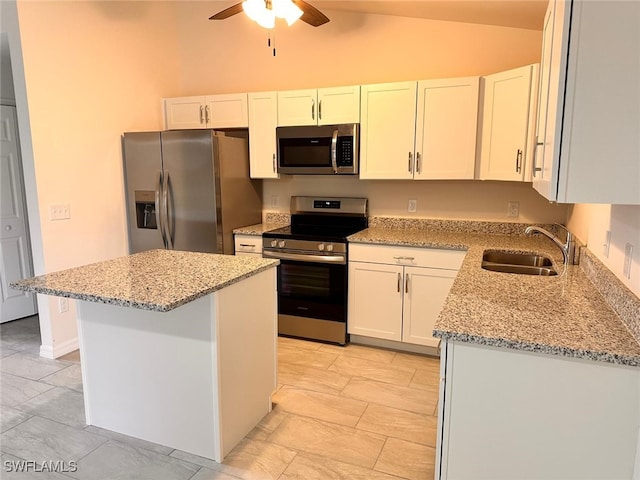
top-left (209, 2), bottom-right (244, 20)
top-left (292, 0), bottom-right (330, 27)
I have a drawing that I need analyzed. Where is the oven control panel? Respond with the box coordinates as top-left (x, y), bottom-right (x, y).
top-left (263, 238), bottom-right (347, 254)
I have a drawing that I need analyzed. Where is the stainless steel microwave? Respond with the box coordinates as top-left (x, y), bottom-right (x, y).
top-left (276, 124), bottom-right (359, 175)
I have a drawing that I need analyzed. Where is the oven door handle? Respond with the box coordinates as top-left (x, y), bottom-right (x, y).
top-left (263, 250), bottom-right (346, 265)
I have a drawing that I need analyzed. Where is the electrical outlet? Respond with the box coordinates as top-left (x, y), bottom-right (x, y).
top-left (270, 195), bottom-right (279, 209)
top-left (623, 243), bottom-right (633, 279)
top-left (507, 201), bottom-right (520, 218)
top-left (408, 199), bottom-right (417, 213)
top-left (50, 204), bottom-right (71, 221)
top-left (603, 230), bottom-right (611, 258)
top-left (58, 297), bottom-right (69, 313)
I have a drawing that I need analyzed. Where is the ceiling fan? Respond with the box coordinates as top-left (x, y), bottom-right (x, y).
top-left (209, 0), bottom-right (330, 28)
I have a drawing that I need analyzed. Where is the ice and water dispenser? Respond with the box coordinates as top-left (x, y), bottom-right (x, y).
top-left (134, 191), bottom-right (157, 229)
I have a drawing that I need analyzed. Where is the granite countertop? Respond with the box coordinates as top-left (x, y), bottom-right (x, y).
top-left (348, 227), bottom-right (640, 367)
top-left (233, 222), bottom-right (284, 236)
top-left (10, 249), bottom-right (279, 313)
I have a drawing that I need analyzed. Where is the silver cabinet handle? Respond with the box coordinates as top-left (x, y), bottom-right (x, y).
top-left (205, 105), bottom-right (210, 125)
top-left (405, 274), bottom-right (409, 294)
top-left (408, 152), bottom-right (413, 173)
top-left (199, 105), bottom-right (205, 125)
top-left (272, 153), bottom-right (276, 173)
top-left (397, 272), bottom-right (401, 293)
top-left (311, 99), bottom-right (315, 121)
top-left (516, 149), bottom-right (523, 173)
top-left (533, 136), bottom-right (543, 176)
top-left (318, 99), bottom-right (322, 120)
top-left (416, 152), bottom-right (421, 174)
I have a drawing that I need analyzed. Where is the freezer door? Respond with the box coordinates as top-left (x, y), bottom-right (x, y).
top-left (123, 132), bottom-right (166, 253)
top-left (161, 130), bottom-right (221, 253)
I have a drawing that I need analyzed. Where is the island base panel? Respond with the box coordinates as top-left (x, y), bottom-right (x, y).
top-left (76, 268), bottom-right (277, 462)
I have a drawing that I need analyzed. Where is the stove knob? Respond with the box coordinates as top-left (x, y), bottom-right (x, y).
top-left (278, 240), bottom-right (286, 248)
top-left (318, 243), bottom-right (325, 251)
top-left (271, 240), bottom-right (278, 248)
top-left (326, 244), bottom-right (334, 252)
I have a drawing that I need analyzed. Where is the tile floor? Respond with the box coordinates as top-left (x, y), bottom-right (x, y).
top-left (0, 315), bottom-right (440, 479)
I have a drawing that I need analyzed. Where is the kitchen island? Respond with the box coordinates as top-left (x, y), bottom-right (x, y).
top-left (10, 249), bottom-right (279, 462)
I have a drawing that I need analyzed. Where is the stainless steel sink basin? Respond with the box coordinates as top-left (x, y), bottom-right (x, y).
top-left (481, 250), bottom-right (557, 276)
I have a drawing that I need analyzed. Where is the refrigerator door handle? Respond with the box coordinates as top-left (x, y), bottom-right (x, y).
top-left (163, 170), bottom-right (174, 249)
top-left (156, 171), bottom-right (168, 249)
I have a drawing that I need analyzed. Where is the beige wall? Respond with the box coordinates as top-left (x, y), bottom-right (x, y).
top-left (568, 204), bottom-right (640, 297)
top-left (172, 3), bottom-right (543, 94)
top-left (264, 177), bottom-right (567, 223)
top-left (15, 0), bottom-right (182, 356)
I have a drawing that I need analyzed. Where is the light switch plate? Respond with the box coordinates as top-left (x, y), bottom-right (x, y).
top-left (50, 204), bottom-right (70, 221)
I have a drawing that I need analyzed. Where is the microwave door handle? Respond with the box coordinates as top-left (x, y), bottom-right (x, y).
top-left (331, 129), bottom-right (339, 174)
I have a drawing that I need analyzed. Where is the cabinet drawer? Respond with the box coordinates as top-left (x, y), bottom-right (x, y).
top-left (234, 234), bottom-right (262, 255)
top-left (349, 243), bottom-right (466, 270)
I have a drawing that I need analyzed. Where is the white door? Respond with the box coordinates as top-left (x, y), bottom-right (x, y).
top-left (164, 96), bottom-right (207, 130)
top-left (479, 65), bottom-right (534, 181)
top-left (248, 92), bottom-right (278, 179)
top-left (277, 89), bottom-right (317, 126)
top-left (347, 262), bottom-right (403, 341)
top-left (359, 81), bottom-right (417, 179)
top-left (317, 85), bottom-right (360, 125)
top-left (415, 77), bottom-right (479, 180)
top-left (0, 105), bottom-right (37, 322)
top-left (402, 266), bottom-right (457, 347)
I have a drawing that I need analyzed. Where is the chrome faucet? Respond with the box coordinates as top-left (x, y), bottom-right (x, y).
top-left (524, 224), bottom-right (577, 265)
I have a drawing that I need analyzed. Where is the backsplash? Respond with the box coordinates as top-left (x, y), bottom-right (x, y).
top-left (580, 248), bottom-right (640, 345)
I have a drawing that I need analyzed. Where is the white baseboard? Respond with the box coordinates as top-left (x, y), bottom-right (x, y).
top-left (349, 334), bottom-right (439, 357)
top-left (39, 336), bottom-right (79, 359)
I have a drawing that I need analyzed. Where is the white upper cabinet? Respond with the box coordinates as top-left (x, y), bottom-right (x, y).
top-left (164, 94), bottom-right (248, 130)
top-left (360, 78), bottom-right (479, 180)
top-left (277, 86), bottom-right (360, 127)
top-left (415, 77), bottom-right (479, 180)
top-left (247, 91), bottom-right (278, 179)
top-left (533, 0), bottom-right (640, 204)
top-left (359, 81), bottom-right (418, 180)
top-left (479, 64), bottom-right (539, 181)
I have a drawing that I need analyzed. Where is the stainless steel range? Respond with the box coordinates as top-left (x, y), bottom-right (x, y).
top-left (262, 196), bottom-right (368, 345)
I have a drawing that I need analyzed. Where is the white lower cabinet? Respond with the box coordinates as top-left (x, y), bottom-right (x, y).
top-left (348, 244), bottom-right (464, 348)
top-left (436, 340), bottom-right (640, 479)
top-left (233, 234), bottom-right (262, 257)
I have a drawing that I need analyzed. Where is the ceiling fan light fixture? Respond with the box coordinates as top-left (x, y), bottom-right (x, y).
top-left (241, 0), bottom-right (302, 28)
top-left (242, 0), bottom-right (276, 28)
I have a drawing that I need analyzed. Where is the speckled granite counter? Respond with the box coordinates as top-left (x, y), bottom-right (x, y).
top-left (348, 227), bottom-right (640, 367)
top-left (10, 249), bottom-right (279, 312)
top-left (233, 222), bottom-right (285, 236)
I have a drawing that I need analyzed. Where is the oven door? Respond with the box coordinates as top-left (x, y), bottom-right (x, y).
top-left (263, 249), bottom-right (348, 344)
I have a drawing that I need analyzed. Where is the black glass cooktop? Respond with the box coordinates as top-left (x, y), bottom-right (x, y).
top-left (263, 214), bottom-right (368, 242)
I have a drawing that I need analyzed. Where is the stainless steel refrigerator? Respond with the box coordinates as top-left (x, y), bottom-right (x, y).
top-left (123, 130), bottom-right (262, 255)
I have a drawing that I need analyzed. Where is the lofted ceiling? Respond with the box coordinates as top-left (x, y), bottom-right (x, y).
top-left (209, 0), bottom-right (548, 31)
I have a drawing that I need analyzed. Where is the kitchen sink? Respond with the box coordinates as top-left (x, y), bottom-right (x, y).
top-left (481, 250), bottom-right (558, 276)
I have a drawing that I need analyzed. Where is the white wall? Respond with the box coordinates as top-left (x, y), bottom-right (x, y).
top-left (264, 177), bottom-right (567, 223)
top-left (568, 204), bottom-right (640, 297)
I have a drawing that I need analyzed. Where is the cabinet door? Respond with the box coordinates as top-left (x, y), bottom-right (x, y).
top-left (415, 77), bottom-right (479, 180)
top-left (348, 262), bottom-right (403, 341)
top-left (248, 92), bottom-right (278, 179)
top-left (479, 65), bottom-right (535, 181)
top-left (403, 266), bottom-right (457, 348)
top-left (317, 85), bottom-right (360, 125)
top-left (277, 89), bottom-right (317, 126)
top-left (204, 93), bottom-right (248, 128)
top-left (164, 96), bottom-right (206, 130)
top-left (359, 82), bottom-right (417, 180)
